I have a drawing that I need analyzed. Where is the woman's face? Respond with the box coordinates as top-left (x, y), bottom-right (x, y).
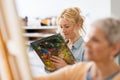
top-left (85, 26), bottom-right (114, 62)
top-left (58, 18), bottom-right (78, 40)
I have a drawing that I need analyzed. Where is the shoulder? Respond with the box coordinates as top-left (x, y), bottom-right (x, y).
top-left (73, 62), bottom-right (93, 69)
top-left (73, 37), bottom-right (84, 49)
top-left (64, 62), bottom-right (93, 74)
top-left (59, 62), bottom-right (93, 79)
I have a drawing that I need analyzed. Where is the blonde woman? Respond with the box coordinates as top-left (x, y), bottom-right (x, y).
top-left (50, 7), bottom-right (85, 69)
top-left (36, 18), bottom-right (120, 80)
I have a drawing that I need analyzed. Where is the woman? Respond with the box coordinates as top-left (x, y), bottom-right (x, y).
top-left (36, 18), bottom-right (120, 80)
top-left (50, 7), bottom-right (85, 69)
top-left (28, 7), bottom-right (85, 76)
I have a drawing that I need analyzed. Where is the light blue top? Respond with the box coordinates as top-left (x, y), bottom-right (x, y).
top-left (70, 37), bottom-right (85, 62)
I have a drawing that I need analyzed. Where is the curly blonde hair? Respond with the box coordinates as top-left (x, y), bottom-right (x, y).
top-left (57, 7), bottom-right (85, 33)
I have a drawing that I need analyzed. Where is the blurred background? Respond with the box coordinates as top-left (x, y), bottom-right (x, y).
top-left (0, 0), bottom-right (120, 80)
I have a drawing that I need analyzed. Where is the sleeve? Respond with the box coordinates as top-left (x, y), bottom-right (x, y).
top-left (35, 65), bottom-right (72, 80)
top-left (76, 43), bottom-right (85, 62)
top-left (80, 42), bottom-right (87, 62)
top-left (35, 62), bottom-right (88, 80)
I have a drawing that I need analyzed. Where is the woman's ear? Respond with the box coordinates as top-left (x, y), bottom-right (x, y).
top-left (112, 43), bottom-right (120, 57)
top-left (76, 22), bottom-right (80, 29)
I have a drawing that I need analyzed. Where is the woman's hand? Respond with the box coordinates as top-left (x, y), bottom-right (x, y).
top-left (50, 56), bottom-right (68, 69)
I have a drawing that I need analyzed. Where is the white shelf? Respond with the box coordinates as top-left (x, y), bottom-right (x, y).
top-left (22, 26), bottom-right (57, 30)
top-left (23, 26), bottom-right (57, 45)
top-left (23, 33), bottom-right (54, 37)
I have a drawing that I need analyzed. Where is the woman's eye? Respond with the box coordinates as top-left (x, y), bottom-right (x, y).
top-left (60, 26), bottom-right (63, 28)
top-left (65, 26), bottom-right (69, 28)
top-left (92, 37), bottom-right (99, 42)
top-left (60, 25), bottom-right (69, 29)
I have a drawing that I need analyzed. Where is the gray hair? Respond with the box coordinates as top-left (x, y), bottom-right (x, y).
top-left (92, 17), bottom-right (120, 44)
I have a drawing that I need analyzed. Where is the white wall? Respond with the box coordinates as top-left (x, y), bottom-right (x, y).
top-left (15, 0), bottom-right (110, 21)
top-left (111, 0), bottom-right (120, 17)
top-left (15, 0), bottom-right (111, 30)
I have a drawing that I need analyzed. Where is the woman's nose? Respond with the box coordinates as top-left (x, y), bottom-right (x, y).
top-left (61, 28), bottom-right (66, 33)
